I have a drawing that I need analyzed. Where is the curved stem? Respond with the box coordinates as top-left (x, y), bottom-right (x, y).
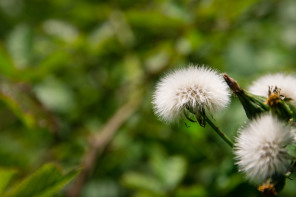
top-left (203, 115), bottom-right (234, 148)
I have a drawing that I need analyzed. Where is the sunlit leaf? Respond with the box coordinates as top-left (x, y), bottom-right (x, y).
top-left (6, 24), bottom-right (33, 69)
top-left (0, 46), bottom-right (16, 77)
top-left (4, 163), bottom-right (79, 197)
top-left (176, 185), bottom-right (208, 197)
top-left (161, 156), bottom-right (187, 190)
top-left (0, 168), bottom-right (17, 194)
top-left (126, 10), bottom-right (186, 29)
top-left (121, 172), bottom-right (164, 194)
top-left (149, 146), bottom-right (187, 190)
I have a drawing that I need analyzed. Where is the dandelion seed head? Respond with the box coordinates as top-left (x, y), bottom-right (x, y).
top-left (152, 66), bottom-right (230, 123)
top-left (234, 114), bottom-right (294, 184)
top-left (248, 74), bottom-right (296, 106)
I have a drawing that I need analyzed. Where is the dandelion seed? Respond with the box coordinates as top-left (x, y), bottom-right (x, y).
top-left (234, 114), bottom-right (294, 184)
top-left (152, 66), bottom-right (230, 123)
top-left (248, 74), bottom-right (296, 106)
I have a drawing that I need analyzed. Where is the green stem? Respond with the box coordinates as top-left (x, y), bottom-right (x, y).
top-left (203, 115), bottom-right (234, 148)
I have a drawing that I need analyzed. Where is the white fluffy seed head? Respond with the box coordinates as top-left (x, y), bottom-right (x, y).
top-left (234, 114), bottom-right (294, 184)
top-left (248, 74), bottom-right (296, 106)
top-left (152, 66), bottom-right (230, 123)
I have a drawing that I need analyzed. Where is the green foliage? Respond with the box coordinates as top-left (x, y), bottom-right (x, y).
top-left (286, 143), bottom-right (296, 158)
top-left (122, 146), bottom-right (187, 195)
top-left (0, 0), bottom-right (296, 196)
top-left (0, 169), bottom-right (17, 195)
top-left (0, 46), bottom-right (15, 77)
top-left (3, 163), bottom-right (79, 197)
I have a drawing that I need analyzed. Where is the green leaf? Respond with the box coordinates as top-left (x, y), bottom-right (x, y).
top-left (0, 78), bottom-right (59, 132)
top-left (126, 10), bottom-right (186, 29)
top-left (0, 169), bottom-right (17, 194)
top-left (4, 163), bottom-right (79, 197)
top-left (286, 143), bottom-right (296, 158)
top-left (149, 147), bottom-right (187, 190)
top-left (0, 46), bottom-right (16, 77)
top-left (161, 156), bottom-right (187, 190)
top-left (121, 172), bottom-right (164, 194)
top-left (6, 24), bottom-right (33, 69)
top-left (176, 185), bottom-right (208, 197)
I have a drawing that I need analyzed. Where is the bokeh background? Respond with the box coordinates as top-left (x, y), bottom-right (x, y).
top-left (0, 0), bottom-right (296, 196)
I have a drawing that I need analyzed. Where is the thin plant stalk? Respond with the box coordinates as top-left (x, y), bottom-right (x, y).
top-left (203, 115), bottom-right (234, 147)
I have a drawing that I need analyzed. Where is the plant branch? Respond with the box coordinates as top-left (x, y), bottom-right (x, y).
top-left (203, 115), bottom-right (234, 148)
top-left (66, 92), bottom-right (142, 197)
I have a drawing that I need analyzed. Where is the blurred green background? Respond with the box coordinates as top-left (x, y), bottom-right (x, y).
top-left (0, 0), bottom-right (296, 196)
